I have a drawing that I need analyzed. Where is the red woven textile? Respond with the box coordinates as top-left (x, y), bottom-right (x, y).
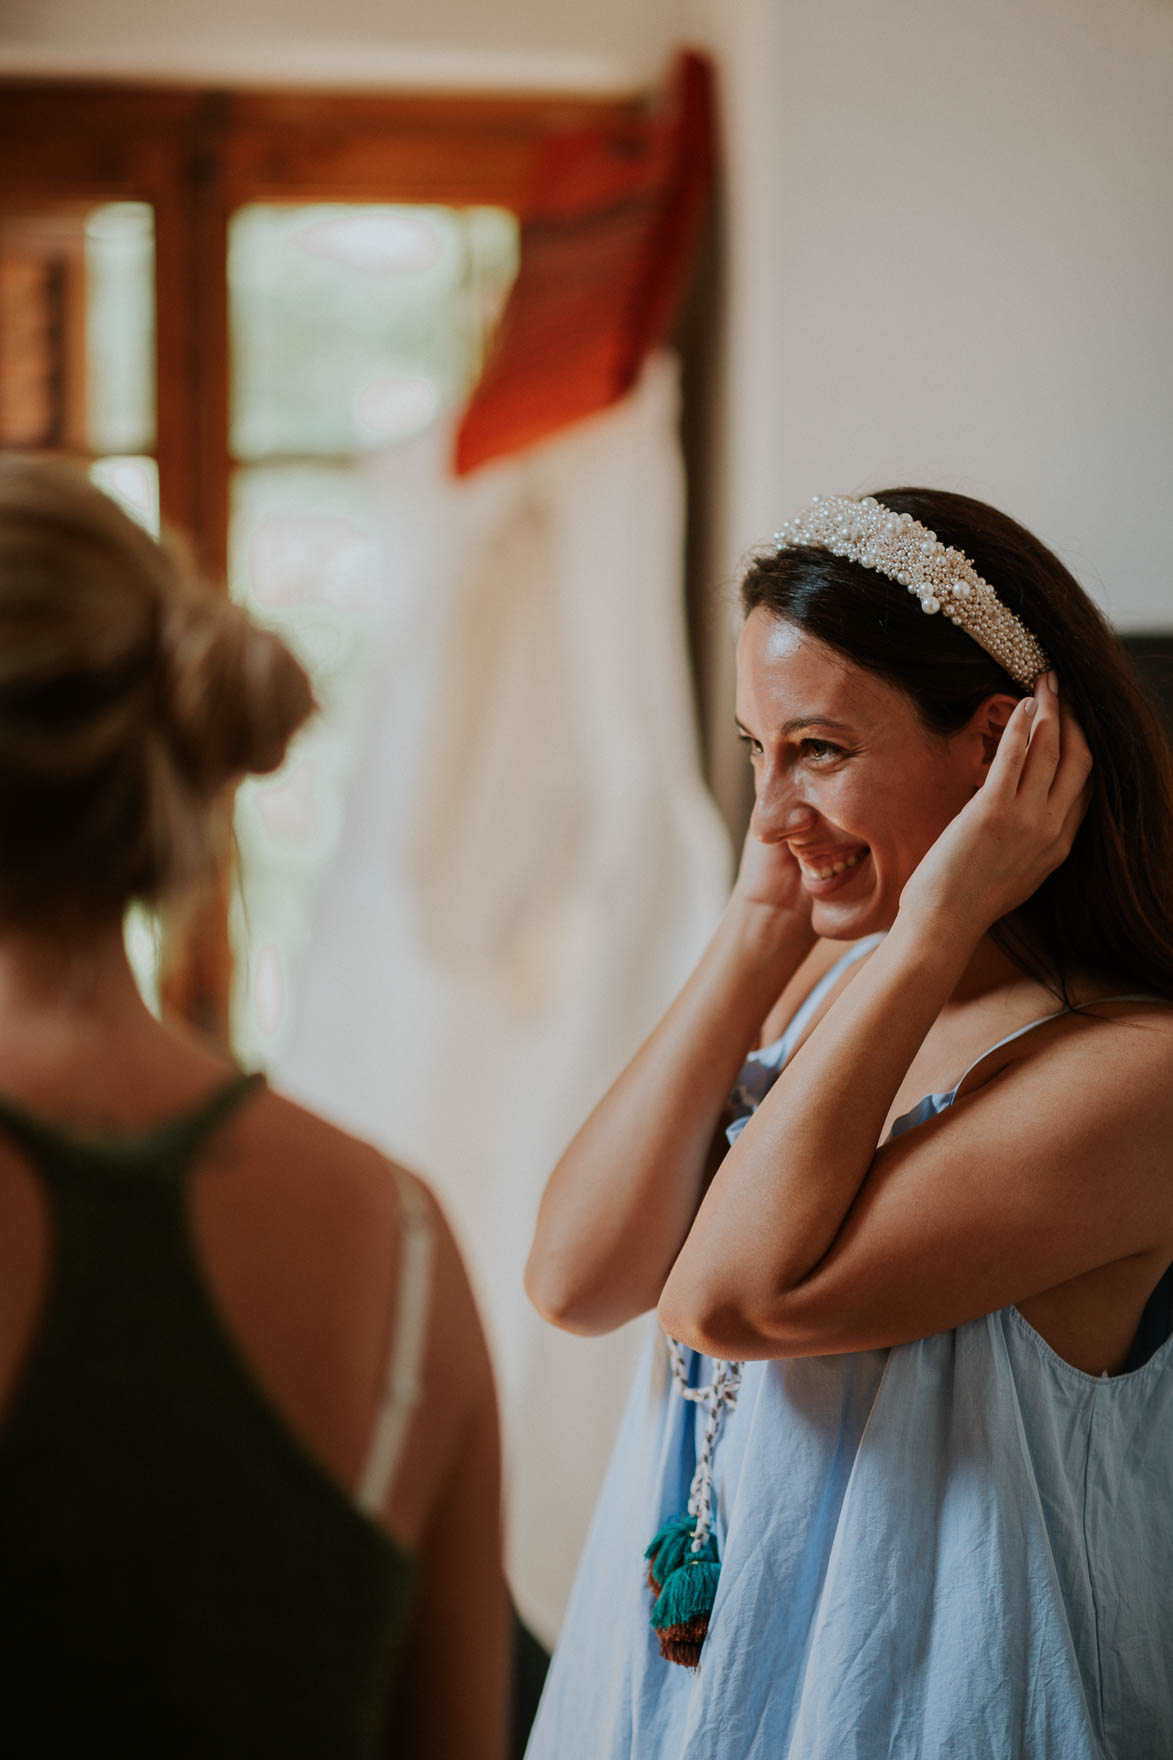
top-left (453, 52), bottom-right (715, 475)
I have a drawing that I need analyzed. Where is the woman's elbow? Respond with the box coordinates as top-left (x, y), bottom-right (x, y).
top-left (524, 1248), bottom-right (583, 1332)
top-left (523, 1247), bottom-right (626, 1337)
top-left (658, 1268), bottom-right (804, 1361)
top-left (656, 1266), bottom-right (742, 1357)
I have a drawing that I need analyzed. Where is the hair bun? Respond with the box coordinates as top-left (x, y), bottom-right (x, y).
top-left (0, 455), bottom-right (317, 923)
top-left (159, 589), bottom-right (317, 793)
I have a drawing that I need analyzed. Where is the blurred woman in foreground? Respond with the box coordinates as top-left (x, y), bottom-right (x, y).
top-left (0, 456), bottom-right (507, 1759)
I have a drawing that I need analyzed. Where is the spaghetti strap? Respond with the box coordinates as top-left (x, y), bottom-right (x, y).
top-left (950, 990), bottom-right (1172, 1098)
top-left (786, 935), bottom-right (883, 1043)
top-left (754, 933), bottom-right (885, 1071)
top-left (726, 935), bottom-right (885, 1145)
top-left (355, 1168), bottom-right (436, 1518)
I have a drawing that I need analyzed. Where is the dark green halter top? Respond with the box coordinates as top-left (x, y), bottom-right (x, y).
top-left (0, 1073), bottom-right (416, 1758)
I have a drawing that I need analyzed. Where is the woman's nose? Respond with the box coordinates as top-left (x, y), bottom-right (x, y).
top-left (750, 774), bottom-right (817, 843)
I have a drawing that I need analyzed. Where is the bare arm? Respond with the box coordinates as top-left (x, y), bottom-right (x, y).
top-left (524, 895), bottom-right (814, 1335)
top-left (392, 1213), bottom-right (509, 1760)
top-left (661, 929), bottom-right (1173, 1360)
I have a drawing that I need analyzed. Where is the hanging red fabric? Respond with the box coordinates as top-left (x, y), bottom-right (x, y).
top-left (453, 51), bottom-right (715, 475)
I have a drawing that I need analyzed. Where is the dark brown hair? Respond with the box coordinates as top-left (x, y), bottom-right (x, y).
top-left (740, 487), bottom-right (1173, 1001)
top-left (0, 455), bottom-right (316, 925)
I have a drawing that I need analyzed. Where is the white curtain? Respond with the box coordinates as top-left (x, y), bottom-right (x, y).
top-left (275, 350), bottom-right (731, 1644)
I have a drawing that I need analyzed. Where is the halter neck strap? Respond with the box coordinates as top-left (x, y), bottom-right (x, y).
top-left (0, 1070), bottom-right (266, 1177)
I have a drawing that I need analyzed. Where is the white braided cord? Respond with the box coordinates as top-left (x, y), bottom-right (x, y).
top-left (666, 1338), bottom-right (742, 1552)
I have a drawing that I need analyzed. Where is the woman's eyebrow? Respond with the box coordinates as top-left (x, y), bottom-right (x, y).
top-left (735, 715), bottom-right (855, 738)
top-left (779, 715), bottom-right (855, 736)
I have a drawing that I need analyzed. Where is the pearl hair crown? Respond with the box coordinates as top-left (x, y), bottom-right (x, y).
top-left (772, 494), bottom-right (1049, 690)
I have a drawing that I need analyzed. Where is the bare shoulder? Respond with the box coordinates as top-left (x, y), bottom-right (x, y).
top-left (227, 1085), bottom-right (492, 1381)
top-left (994, 994), bottom-right (1173, 1105)
top-left (758, 936), bottom-right (879, 1048)
top-left (230, 1083), bottom-right (397, 1184)
top-left (1043, 995), bottom-right (1173, 1110)
top-left (196, 1088), bottom-right (399, 1302)
top-left (218, 1085), bottom-right (416, 1243)
top-left (223, 1084), bottom-right (461, 1295)
top-left (189, 1082), bottom-right (496, 1541)
top-left (952, 996), bottom-right (1173, 1205)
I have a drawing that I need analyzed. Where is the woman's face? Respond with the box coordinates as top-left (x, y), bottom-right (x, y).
top-left (735, 608), bottom-right (1001, 938)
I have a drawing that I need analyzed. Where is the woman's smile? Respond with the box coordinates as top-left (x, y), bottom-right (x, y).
top-left (791, 843), bottom-right (871, 891)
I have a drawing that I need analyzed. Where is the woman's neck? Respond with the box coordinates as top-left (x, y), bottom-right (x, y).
top-left (0, 920), bottom-right (157, 1057)
top-left (944, 917), bottom-right (1113, 1020)
top-left (946, 931), bottom-right (1039, 1009)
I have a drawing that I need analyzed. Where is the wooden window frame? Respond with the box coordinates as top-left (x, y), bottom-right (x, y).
top-left (0, 78), bottom-right (643, 1036)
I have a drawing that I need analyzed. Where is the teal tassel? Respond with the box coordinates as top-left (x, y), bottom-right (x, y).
top-left (644, 1514), bottom-right (717, 1595)
top-left (644, 1513), bottom-right (692, 1564)
top-left (646, 1509), bottom-right (722, 1669)
top-left (648, 1343), bottom-right (741, 1667)
top-left (651, 1556), bottom-right (721, 1630)
top-left (649, 1556), bottom-right (721, 1669)
top-left (644, 1513), bottom-right (697, 1598)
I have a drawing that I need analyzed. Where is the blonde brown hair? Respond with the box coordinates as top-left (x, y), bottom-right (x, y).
top-left (0, 455), bottom-right (316, 924)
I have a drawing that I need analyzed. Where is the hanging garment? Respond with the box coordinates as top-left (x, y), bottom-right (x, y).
top-left (526, 941), bottom-right (1173, 1759)
top-left (0, 1074), bottom-right (427, 1758)
top-left (276, 350), bottom-right (731, 1642)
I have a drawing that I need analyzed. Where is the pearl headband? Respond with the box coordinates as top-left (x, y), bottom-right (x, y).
top-left (772, 494), bottom-right (1049, 690)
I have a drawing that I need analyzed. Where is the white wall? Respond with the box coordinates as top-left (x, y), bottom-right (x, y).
top-left (0, 0), bottom-right (683, 90)
top-left (692, 0), bottom-right (1173, 651)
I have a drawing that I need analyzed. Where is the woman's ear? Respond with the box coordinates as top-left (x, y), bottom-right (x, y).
top-left (967, 694), bottom-right (1021, 782)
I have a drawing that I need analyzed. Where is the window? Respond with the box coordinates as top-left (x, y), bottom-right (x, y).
top-left (227, 201), bottom-right (518, 1056)
top-left (0, 80), bottom-right (632, 1042)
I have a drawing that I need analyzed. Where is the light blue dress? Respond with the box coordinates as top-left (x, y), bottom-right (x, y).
top-left (526, 938), bottom-right (1173, 1759)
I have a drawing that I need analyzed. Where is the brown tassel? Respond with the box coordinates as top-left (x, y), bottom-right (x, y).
top-left (655, 1616), bottom-right (709, 1669)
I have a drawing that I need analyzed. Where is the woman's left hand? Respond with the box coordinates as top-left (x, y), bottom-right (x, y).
top-left (898, 671), bottom-right (1094, 940)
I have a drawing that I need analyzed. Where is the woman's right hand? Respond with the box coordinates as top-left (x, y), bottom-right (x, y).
top-left (527, 825), bottom-right (816, 1335)
top-left (732, 827), bottom-right (817, 941)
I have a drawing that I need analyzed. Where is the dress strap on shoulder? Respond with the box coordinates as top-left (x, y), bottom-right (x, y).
top-left (727, 935), bottom-right (886, 1145)
top-left (355, 1167), bottom-right (436, 1519)
top-left (765, 932), bottom-right (885, 1065)
top-left (951, 991), bottom-right (1172, 1100)
top-left (796, 934), bottom-right (885, 1031)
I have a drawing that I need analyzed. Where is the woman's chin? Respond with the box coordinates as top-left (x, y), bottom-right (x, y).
top-left (813, 905), bottom-right (890, 942)
top-left (809, 865), bottom-right (895, 939)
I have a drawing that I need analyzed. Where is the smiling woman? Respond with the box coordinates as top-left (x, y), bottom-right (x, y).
top-left (524, 488), bottom-right (1173, 1759)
